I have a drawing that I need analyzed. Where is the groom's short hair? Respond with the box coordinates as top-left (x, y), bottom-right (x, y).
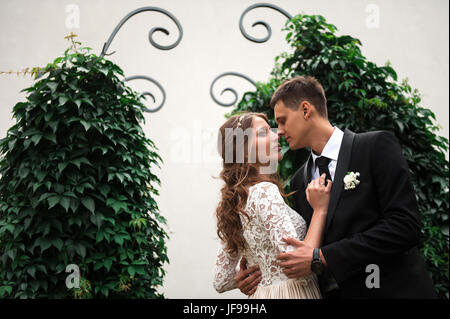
top-left (270, 76), bottom-right (328, 118)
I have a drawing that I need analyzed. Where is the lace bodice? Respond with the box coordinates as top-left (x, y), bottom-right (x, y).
top-left (214, 182), bottom-right (313, 293)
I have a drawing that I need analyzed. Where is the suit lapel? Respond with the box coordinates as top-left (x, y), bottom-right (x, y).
top-left (325, 128), bottom-right (356, 233)
top-left (299, 155), bottom-right (314, 224)
top-left (303, 155), bottom-right (313, 187)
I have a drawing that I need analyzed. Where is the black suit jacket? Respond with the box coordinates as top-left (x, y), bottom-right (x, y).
top-left (290, 128), bottom-right (437, 298)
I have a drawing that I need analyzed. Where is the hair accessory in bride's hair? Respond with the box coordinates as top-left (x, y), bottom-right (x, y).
top-left (236, 115), bottom-right (245, 128)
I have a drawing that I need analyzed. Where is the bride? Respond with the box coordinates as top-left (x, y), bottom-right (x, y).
top-left (213, 112), bottom-right (331, 299)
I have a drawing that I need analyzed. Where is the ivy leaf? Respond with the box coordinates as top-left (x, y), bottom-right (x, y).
top-left (0, 286), bottom-right (13, 297)
top-left (60, 197), bottom-right (70, 212)
top-left (24, 218), bottom-right (33, 231)
top-left (44, 133), bottom-right (57, 144)
top-left (98, 184), bottom-right (111, 198)
top-left (13, 102), bottom-right (28, 112)
top-left (52, 238), bottom-right (64, 251)
top-left (36, 238), bottom-right (51, 253)
top-left (75, 244), bottom-right (86, 258)
top-left (36, 264), bottom-right (47, 275)
top-left (81, 197), bottom-right (95, 213)
top-left (1, 224), bottom-right (15, 235)
top-left (82, 97), bottom-right (94, 107)
top-left (104, 258), bottom-right (113, 271)
top-left (96, 231), bottom-right (104, 243)
top-left (94, 261), bottom-right (103, 271)
top-left (31, 134), bottom-right (42, 146)
top-left (18, 166), bottom-right (30, 179)
top-left (127, 266), bottom-right (135, 277)
top-left (90, 213), bottom-right (103, 228)
top-left (48, 120), bottom-right (59, 133)
top-left (35, 170), bottom-right (47, 183)
top-left (47, 195), bottom-right (61, 209)
top-left (58, 162), bottom-right (68, 174)
top-left (46, 82), bottom-right (58, 93)
top-left (58, 96), bottom-right (69, 106)
top-left (70, 157), bottom-right (91, 169)
top-left (69, 198), bottom-right (80, 213)
top-left (106, 198), bottom-right (127, 213)
top-left (80, 120), bottom-right (91, 131)
top-left (6, 249), bottom-right (17, 261)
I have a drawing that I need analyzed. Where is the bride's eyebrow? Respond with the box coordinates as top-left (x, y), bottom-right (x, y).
top-left (256, 127), bottom-right (266, 133)
top-left (256, 126), bottom-right (270, 133)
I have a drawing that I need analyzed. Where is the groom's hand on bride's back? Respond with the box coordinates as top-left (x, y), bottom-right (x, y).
top-left (234, 257), bottom-right (261, 296)
top-left (277, 238), bottom-right (315, 279)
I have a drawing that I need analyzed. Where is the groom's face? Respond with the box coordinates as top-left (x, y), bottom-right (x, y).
top-left (274, 100), bottom-right (309, 150)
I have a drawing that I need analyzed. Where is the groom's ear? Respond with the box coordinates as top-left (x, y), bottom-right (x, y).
top-left (301, 101), bottom-right (312, 120)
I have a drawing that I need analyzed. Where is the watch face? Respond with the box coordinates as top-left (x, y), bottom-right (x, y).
top-left (311, 261), bottom-right (324, 274)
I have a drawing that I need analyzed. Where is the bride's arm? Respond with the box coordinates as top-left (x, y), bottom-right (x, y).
top-left (303, 210), bottom-right (328, 248)
top-left (302, 174), bottom-right (332, 249)
top-left (253, 182), bottom-right (300, 254)
top-left (213, 242), bottom-right (240, 293)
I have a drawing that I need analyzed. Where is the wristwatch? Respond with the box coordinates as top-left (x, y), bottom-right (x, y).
top-left (310, 248), bottom-right (324, 275)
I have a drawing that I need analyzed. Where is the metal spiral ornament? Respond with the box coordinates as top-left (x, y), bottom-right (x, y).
top-left (239, 3), bottom-right (292, 43)
top-left (101, 6), bottom-right (183, 112)
top-left (210, 72), bottom-right (256, 107)
top-left (124, 75), bottom-right (166, 113)
top-left (101, 6), bottom-right (183, 56)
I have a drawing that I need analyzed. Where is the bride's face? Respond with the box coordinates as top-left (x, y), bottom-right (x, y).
top-left (251, 116), bottom-right (282, 165)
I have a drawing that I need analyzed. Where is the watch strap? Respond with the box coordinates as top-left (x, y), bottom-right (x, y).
top-left (313, 248), bottom-right (321, 262)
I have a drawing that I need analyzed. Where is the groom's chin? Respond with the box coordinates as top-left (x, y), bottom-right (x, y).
top-left (290, 140), bottom-right (306, 151)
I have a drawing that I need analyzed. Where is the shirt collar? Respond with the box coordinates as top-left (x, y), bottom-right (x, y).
top-left (311, 127), bottom-right (344, 163)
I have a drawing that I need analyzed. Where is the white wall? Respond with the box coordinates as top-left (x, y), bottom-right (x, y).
top-left (0, 0), bottom-right (448, 298)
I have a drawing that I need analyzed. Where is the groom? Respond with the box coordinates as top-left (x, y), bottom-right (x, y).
top-left (234, 76), bottom-right (437, 298)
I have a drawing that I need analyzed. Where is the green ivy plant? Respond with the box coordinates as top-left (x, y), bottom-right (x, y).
top-left (0, 35), bottom-right (169, 298)
top-left (228, 14), bottom-right (449, 299)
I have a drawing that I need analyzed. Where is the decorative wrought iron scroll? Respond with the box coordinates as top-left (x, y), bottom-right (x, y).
top-left (239, 3), bottom-right (292, 43)
top-left (124, 75), bottom-right (166, 113)
top-left (210, 72), bottom-right (257, 107)
top-left (210, 3), bottom-right (292, 107)
top-left (101, 6), bottom-right (183, 112)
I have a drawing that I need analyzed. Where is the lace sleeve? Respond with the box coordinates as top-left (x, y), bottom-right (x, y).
top-left (213, 242), bottom-right (240, 293)
top-left (250, 182), bottom-right (299, 254)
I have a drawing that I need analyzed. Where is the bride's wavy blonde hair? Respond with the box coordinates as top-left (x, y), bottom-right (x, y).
top-left (215, 112), bottom-right (294, 255)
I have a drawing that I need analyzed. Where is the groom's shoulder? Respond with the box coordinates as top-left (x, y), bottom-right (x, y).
top-left (352, 129), bottom-right (398, 146)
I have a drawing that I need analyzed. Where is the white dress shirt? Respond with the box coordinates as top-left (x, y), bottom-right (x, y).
top-left (310, 127), bottom-right (344, 181)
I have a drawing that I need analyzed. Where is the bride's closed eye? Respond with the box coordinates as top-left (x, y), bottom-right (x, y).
top-left (257, 128), bottom-right (269, 137)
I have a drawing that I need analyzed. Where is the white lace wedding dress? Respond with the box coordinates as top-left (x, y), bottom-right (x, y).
top-left (213, 182), bottom-right (322, 299)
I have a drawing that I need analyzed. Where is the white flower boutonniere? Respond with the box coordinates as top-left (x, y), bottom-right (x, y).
top-left (344, 171), bottom-right (360, 190)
